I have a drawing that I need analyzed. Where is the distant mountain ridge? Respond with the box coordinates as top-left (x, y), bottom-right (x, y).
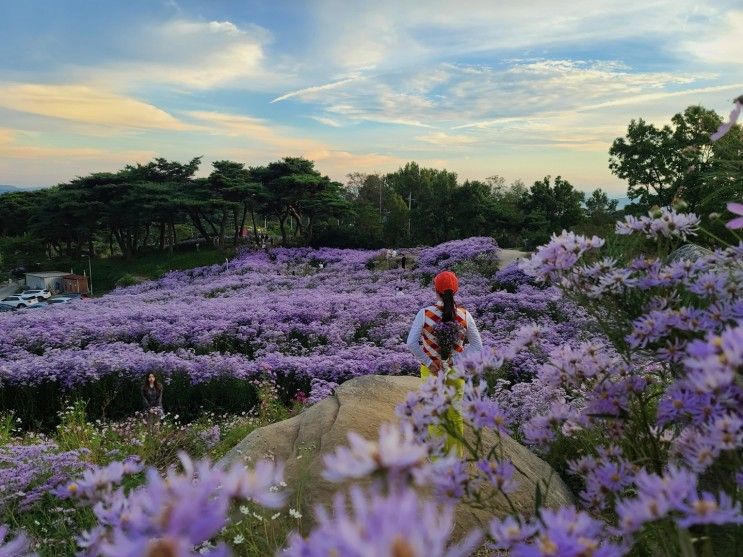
top-left (0, 184), bottom-right (44, 195)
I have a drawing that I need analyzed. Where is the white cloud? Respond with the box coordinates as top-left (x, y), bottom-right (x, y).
top-left (0, 83), bottom-right (188, 130)
top-left (75, 18), bottom-right (277, 90)
top-left (681, 10), bottom-right (743, 66)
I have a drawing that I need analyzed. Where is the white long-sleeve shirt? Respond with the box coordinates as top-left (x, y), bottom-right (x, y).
top-left (405, 307), bottom-right (483, 367)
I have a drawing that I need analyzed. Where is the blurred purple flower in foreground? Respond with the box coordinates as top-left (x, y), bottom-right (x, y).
top-left (283, 486), bottom-right (482, 557)
top-left (710, 95), bottom-right (742, 142)
top-left (71, 453), bottom-right (285, 557)
top-left (0, 524), bottom-right (33, 557)
top-left (726, 202), bottom-right (743, 230)
top-left (322, 422), bottom-right (428, 484)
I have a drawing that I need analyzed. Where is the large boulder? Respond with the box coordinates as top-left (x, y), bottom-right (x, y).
top-left (667, 243), bottom-right (713, 263)
top-left (225, 375), bottom-right (573, 539)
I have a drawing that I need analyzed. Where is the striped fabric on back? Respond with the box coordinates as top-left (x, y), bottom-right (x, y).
top-left (421, 302), bottom-right (468, 363)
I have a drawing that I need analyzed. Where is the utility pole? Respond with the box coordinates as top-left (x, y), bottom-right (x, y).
top-left (379, 178), bottom-right (383, 224)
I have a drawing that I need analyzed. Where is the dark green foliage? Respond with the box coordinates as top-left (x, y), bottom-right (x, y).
top-left (2, 103), bottom-right (739, 273)
top-left (609, 104), bottom-right (743, 220)
top-left (0, 375), bottom-right (260, 431)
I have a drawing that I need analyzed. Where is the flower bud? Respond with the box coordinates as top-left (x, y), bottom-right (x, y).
top-left (672, 199), bottom-right (688, 212)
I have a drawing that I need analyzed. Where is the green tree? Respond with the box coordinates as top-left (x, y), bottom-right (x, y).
top-left (519, 176), bottom-right (585, 249)
top-left (251, 158), bottom-right (348, 244)
top-left (609, 105), bottom-right (740, 213)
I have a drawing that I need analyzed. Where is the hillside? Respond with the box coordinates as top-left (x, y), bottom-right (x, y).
top-left (0, 238), bottom-right (587, 425)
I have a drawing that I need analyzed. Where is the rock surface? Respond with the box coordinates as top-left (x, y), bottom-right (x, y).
top-left (667, 243), bottom-right (713, 263)
top-left (225, 374), bottom-right (573, 538)
top-left (499, 249), bottom-right (529, 266)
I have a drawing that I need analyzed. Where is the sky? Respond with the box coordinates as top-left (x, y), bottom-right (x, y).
top-left (0, 1), bottom-right (741, 194)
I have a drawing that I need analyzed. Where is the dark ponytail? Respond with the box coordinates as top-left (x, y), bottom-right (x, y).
top-left (441, 289), bottom-right (456, 322)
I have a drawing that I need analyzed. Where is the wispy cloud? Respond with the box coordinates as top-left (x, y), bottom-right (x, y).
top-left (0, 83), bottom-right (188, 130)
top-left (271, 76), bottom-right (361, 103)
top-left (185, 110), bottom-right (404, 179)
top-left (308, 115), bottom-right (343, 127)
top-left (415, 131), bottom-right (476, 145)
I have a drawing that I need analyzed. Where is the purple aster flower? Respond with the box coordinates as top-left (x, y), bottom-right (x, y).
top-left (461, 381), bottom-right (510, 433)
top-left (222, 458), bottom-right (287, 509)
top-left (413, 455), bottom-right (471, 502)
top-left (477, 459), bottom-right (518, 494)
top-left (678, 491), bottom-right (743, 528)
top-left (0, 524), bottom-right (33, 557)
top-left (501, 506), bottom-right (623, 557)
top-left (580, 459), bottom-right (634, 510)
top-left (615, 207), bottom-right (699, 240)
top-left (322, 422), bottom-right (428, 484)
top-left (521, 231), bottom-right (604, 281)
top-left (726, 202), bottom-right (743, 229)
top-left (283, 486), bottom-right (482, 557)
top-left (76, 453), bottom-right (285, 557)
top-left (489, 516), bottom-right (537, 549)
top-left (62, 459), bottom-right (143, 504)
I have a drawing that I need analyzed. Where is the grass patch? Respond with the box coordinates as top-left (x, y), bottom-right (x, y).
top-left (36, 244), bottom-right (235, 296)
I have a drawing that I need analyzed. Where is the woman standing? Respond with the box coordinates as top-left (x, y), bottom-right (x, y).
top-left (141, 373), bottom-right (163, 424)
top-left (406, 270), bottom-right (483, 454)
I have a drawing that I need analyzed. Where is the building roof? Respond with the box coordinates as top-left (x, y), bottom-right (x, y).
top-left (64, 274), bottom-right (88, 280)
top-left (25, 271), bottom-right (70, 278)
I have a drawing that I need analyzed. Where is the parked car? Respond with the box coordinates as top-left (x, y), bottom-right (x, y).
top-left (0, 304), bottom-right (14, 313)
top-left (0, 296), bottom-right (38, 309)
top-left (26, 302), bottom-right (48, 309)
top-left (20, 289), bottom-right (52, 301)
top-left (47, 297), bottom-right (74, 305)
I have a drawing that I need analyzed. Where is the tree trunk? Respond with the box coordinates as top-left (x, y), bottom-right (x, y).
top-left (219, 208), bottom-right (228, 246)
top-left (306, 215), bottom-right (314, 244)
top-left (278, 213), bottom-right (288, 245)
top-left (249, 205), bottom-right (259, 241)
top-left (141, 224), bottom-right (151, 252)
top-left (112, 229), bottom-right (128, 259)
top-left (169, 219), bottom-right (176, 255)
top-left (189, 211), bottom-right (211, 243)
top-left (159, 221), bottom-right (166, 251)
top-left (201, 210), bottom-right (220, 237)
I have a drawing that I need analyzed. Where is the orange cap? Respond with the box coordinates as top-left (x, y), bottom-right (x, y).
top-left (434, 270), bottom-right (459, 294)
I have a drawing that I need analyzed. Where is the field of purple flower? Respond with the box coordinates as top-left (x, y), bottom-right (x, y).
top-left (0, 237), bottom-right (591, 426)
top-left (2, 206), bottom-right (740, 556)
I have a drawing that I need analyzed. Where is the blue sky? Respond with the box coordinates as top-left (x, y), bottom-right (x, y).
top-left (0, 0), bottom-right (741, 193)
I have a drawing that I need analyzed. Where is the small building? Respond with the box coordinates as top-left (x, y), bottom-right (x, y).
top-left (25, 271), bottom-right (70, 292)
top-left (62, 274), bottom-right (89, 295)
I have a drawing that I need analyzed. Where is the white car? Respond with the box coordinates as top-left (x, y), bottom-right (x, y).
top-left (47, 297), bottom-right (74, 305)
top-left (20, 289), bottom-right (52, 301)
top-left (0, 295), bottom-right (38, 309)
